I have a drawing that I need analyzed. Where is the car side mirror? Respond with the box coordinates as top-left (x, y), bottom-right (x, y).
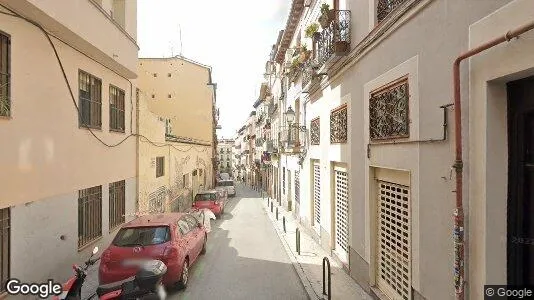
top-left (92, 246), bottom-right (99, 255)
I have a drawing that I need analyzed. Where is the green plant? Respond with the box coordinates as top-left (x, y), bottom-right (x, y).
top-left (301, 44), bottom-right (308, 52)
top-left (291, 57), bottom-right (300, 68)
top-left (305, 23), bottom-right (319, 38)
top-left (320, 3), bottom-right (330, 15)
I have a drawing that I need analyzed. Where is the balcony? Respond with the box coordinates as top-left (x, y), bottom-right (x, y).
top-left (279, 124), bottom-right (307, 153)
top-left (301, 59), bottom-right (317, 91)
top-left (316, 10), bottom-right (351, 69)
top-left (255, 137), bottom-right (265, 147)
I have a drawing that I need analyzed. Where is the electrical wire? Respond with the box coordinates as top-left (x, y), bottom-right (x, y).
top-left (0, 6), bottom-right (211, 153)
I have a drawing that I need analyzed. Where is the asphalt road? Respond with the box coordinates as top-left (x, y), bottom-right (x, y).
top-left (167, 184), bottom-right (308, 300)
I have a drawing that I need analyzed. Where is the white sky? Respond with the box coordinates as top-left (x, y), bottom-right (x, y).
top-left (137, 0), bottom-right (290, 139)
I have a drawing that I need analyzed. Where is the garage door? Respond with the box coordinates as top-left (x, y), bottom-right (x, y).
top-left (313, 162), bottom-right (321, 232)
top-left (377, 181), bottom-right (411, 300)
top-left (334, 168), bottom-right (349, 263)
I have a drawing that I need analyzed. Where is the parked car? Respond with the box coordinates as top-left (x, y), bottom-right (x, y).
top-left (193, 190), bottom-right (225, 218)
top-left (98, 213), bottom-right (207, 290)
top-left (216, 179), bottom-right (236, 197)
top-left (219, 173), bottom-right (230, 180)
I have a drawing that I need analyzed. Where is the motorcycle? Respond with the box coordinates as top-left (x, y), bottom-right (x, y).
top-left (54, 246), bottom-right (167, 300)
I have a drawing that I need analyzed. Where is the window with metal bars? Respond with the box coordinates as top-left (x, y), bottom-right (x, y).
top-left (109, 85), bottom-right (125, 132)
top-left (0, 208), bottom-right (9, 292)
top-left (79, 71), bottom-right (102, 128)
top-left (0, 33), bottom-right (10, 117)
top-left (183, 174), bottom-right (189, 188)
top-left (78, 186), bottom-right (102, 249)
top-left (156, 157), bottom-right (164, 178)
top-left (109, 180), bottom-right (125, 230)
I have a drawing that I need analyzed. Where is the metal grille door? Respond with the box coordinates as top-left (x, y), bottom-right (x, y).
top-left (334, 170), bottom-right (349, 262)
top-left (313, 163), bottom-right (321, 229)
top-left (295, 171), bottom-right (300, 204)
top-left (377, 181), bottom-right (411, 300)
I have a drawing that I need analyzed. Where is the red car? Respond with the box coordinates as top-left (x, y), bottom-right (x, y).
top-left (99, 213), bottom-right (207, 289)
top-left (192, 190), bottom-right (226, 218)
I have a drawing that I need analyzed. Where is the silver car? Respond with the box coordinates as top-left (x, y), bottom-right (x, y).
top-left (216, 179), bottom-right (235, 197)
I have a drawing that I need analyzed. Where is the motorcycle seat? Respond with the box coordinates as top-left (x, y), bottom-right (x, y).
top-left (96, 276), bottom-right (136, 296)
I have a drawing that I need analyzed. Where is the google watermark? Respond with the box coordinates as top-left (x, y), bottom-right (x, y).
top-left (485, 285), bottom-right (534, 299)
top-left (5, 278), bottom-right (62, 299)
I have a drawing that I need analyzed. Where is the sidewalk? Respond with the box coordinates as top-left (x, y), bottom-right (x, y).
top-left (256, 189), bottom-right (372, 300)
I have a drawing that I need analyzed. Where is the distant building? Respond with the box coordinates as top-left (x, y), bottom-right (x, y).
top-left (217, 139), bottom-right (234, 176)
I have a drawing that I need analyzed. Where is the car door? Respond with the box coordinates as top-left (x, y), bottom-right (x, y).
top-left (176, 218), bottom-right (195, 262)
top-left (184, 215), bottom-right (203, 260)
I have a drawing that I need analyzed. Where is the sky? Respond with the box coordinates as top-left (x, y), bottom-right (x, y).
top-left (137, 0), bottom-right (290, 139)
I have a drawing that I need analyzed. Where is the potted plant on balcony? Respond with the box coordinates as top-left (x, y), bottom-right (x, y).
top-left (318, 3), bottom-right (335, 29)
top-left (298, 45), bottom-right (311, 63)
top-left (305, 23), bottom-right (320, 40)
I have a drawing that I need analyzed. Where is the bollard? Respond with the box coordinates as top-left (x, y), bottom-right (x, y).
top-left (296, 228), bottom-right (300, 255)
top-left (270, 201), bottom-right (273, 212)
top-left (283, 216), bottom-right (286, 233)
top-left (276, 207), bottom-right (279, 220)
top-left (322, 257), bottom-right (331, 300)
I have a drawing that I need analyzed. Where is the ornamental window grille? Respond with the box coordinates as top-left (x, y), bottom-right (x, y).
top-left (377, 0), bottom-right (408, 23)
top-left (369, 78), bottom-right (410, 140)
top-left (330, 105), bottom-right (347, 144)
top-left (310, 117), bottom-right (320, 145)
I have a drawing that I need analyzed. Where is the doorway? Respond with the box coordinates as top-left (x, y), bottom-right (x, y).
top-left (507, 76), bottom-right (534, 285)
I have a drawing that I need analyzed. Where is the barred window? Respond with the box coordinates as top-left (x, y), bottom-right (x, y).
top-left (78, 186), bottom-right (102, 248)
top-left (109, 180), bottom-right (125, 230)
top-left (183, 174), bottom-right (189, 188)
top-left (369, 77), bottom-right (410, 140)
top-left (0, 33), bottom-right (10, 117)
top-left (330, 104), bottom-right (348, 144)
top-left (79, 71), bottom-right (102, 128)
top-left (310, 117), bottom-right (320, 145)
top-left (156, 157), bottom-right (164, 178)
top-left (109, 85), bottom-right (125, 132)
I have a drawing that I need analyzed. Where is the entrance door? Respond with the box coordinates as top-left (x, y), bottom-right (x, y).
top-left (507, 76), bottom-right (534, 285)
top-left (334, 167), bottom-right (349, 263)
top-left (287, 170), bottom-right (292, 211)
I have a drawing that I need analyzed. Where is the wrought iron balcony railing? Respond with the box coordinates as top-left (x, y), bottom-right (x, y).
top-left (301, 59), bottom-right (315, 90)
top-left (278, 124), bottom-right (307, 153)
top-left (377, 0), bottom-right (407, 23)
top-left (317, 10), bottom-right (351, 68)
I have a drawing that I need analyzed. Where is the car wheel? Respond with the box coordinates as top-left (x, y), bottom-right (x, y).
top-left (177, 259), bottom-right (189, 289)
top-left (200, 235), bottom-right (207, 255)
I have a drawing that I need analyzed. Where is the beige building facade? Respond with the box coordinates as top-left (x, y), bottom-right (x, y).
top-left (0, 0), bottom-right (138, 287)
top-left (136, 56), bottom-right (216, 210)
top-left (217, 139), bottom-right (234, 176)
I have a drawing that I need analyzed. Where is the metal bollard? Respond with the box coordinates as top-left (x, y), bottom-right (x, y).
top-left (322, 257), bottom-right (331, 300)
top-left (296, 228), bottom-right (300, 255)
top-left (276, 207), bottom-right (279, 220)
top-left (283, 216), bottom-right (286, 233)
top-left (270, 201), bottom-right (273, 212)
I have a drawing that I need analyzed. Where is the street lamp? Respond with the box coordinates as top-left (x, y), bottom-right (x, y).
top-left (285, 106), bottom-right (295, 125)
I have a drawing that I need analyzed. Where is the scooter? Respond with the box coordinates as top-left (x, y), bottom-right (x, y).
top-left (54, 246), bottom-right (167, 300)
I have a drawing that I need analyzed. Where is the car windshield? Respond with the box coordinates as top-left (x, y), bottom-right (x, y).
top-left (195, 193), bottom-right (217, 201)
top-left (112, 226), bottom-right (170, 247)
top-left (216, 181), bottom-right (234, 187)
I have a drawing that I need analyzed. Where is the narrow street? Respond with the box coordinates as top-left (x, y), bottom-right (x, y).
top-left (167, 184), bottom-right (308, 300)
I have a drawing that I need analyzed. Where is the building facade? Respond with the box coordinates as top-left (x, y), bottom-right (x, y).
top-left (0, 0), bottom-right (138, 287)
top-left (253, 0), bottom-right (534, 299)
top-left (217, 139), bottom-right (234, 176)
top-left (136, 55), bottom-right (217, 207)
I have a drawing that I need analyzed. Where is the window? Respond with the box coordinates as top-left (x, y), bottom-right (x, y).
top-left (199, 169), bottom-right (203, 176)
top-left (109, 85), bottom-right (125, 132)
top-left (78, 186), bottom-right (102, 248)
top-left (193, 170), bottom-right (198, 176)
top-left (109, 180), bottom-right (125, 230)
top-left (79, 71), bottom-right (102, 128)
top-left (0, 208), bottom-right (10, 292)
top-left (168, 73), bottom-right (172, 77)
top-left (151, 94), bottom-right (155, 99)
top-left (112, 226), bottom-right (170, 246)
top-left (153, 73), bottom-right (157, 77)
top-left (369, 78), bottom-right (409, 140)
top-left (156, 157), bottom-right (164, 177)
top-left (0, 33), bottom-right (10, 117)
top-left (183, 174), bottom-right (189, 188)
top-left (311, 117), bottom-right (320, 145)
top-left (330, 104), bottom-right (348, 143)
top-left (168, 94), bottom-right (172, 98)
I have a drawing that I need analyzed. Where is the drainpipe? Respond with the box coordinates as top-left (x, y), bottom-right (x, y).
top-left (452, 20), bottom-right (534, 300)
